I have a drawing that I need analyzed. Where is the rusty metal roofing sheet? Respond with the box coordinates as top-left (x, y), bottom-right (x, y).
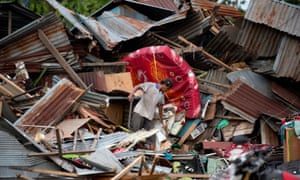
top-left (191, 0), bottom-right (243, 18)
top-left (222, 79), bottom-right (293, 123)
top-left (245, 0), bottom-right (300, 37)
top-left (78, 71), bottom-right (106, 92)
top-left (0, 13), bottom-right (79, 72)
top-left (272, 82), bottom-right (300, 110)
top-left (80, 11), bottom-right (152, 50)
top-left (273, 35), bottom-right (300, 81)
top-left (14, 78), bottom-right (85, 137)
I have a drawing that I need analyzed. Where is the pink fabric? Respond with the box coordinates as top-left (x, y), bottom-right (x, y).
top-left (120, 45), bottom-right (201, 119)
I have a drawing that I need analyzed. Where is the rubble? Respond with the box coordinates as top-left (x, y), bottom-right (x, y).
top-left (0, 0), bottom-right (299, 179)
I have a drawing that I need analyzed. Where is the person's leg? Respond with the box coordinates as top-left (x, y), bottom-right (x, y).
top-left (144, 119), bottom-right (156, 150)
top-left (130, 112), bottom-right (145, 131)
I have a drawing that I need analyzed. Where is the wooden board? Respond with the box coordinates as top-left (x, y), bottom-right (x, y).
top-left (284, 128), bottom-right (300, 162)
top-left (104, 72), bottom-right (133, 93)
top-left (260, 120), bottom-right (279, 146)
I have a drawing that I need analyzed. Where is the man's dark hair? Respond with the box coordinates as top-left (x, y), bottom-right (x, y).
top-left (160, 78), bottom-right (173, 89)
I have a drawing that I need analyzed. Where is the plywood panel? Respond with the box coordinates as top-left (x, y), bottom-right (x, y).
top-left (104, 72), bottom-right (133, 93)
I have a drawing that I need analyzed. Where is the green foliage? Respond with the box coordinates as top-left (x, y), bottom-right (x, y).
top-left (0, 0), bottom-right (111, 16)
top-left (284, 0), bottom-right (300, 5)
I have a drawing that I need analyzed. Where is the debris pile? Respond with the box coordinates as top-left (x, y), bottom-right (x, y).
top-left (0, 0), bottom-right (299, 179)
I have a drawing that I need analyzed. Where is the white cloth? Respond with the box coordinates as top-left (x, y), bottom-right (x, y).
top-left (133, 82), bottom-right (165, 120)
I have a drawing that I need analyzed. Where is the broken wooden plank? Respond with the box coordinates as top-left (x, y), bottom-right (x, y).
top-left (178, 119), bottom-right (200, 145)
top-left (38, 29), bottom-right (87, 89)
top-left (112, 155), bottom-right (144, 180)
top-left (12, 167), bottom-right (78, 177)
top-left (27, 149), bottom-right (96, 157)
top-left (167, 173), bottom-right (210, 179)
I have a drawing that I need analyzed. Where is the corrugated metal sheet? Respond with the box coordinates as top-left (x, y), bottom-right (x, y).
top-left (222, 79), bottom-right (293, 123)
top-left (0, 13), bottom-right (80, 73)
top-left (191, 0), bottom-right (244, 18)
top-left (226, 69), bottom-right (273, 98)
top-left (14, 78), bottom-right (85, 137)
top-left (245, 0), bottom-right (300, 37)
top-left (236, 20), bottom-right (300, 81)
top-left (205, 30), bottom-right (254, 64)
top-left (236, 20), bottom-right (283, 57)
top-left (80, 11), bottom-right (153, 50)
top-left (0, 130), bottom-right (46, 166)
top-left (153, 11), bottom-right (210, 44)
top-left (202, 69), bottom-right (230, 94)
top-left (273, 35), bottom-right (300, 81)
top-left (78, 71), bottom-right (106, 92)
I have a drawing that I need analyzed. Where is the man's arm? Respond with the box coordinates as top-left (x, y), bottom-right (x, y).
top-left (128, 85), bottom-right (143, 101)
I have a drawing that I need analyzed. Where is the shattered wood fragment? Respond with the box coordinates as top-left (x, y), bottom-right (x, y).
top-left (77, 103), bottom-right (114, 130)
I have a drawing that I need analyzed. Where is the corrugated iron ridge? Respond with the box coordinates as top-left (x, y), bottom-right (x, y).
top-left (222, 79), bottom-right (293, 122)
top-left (273, 35), bottom-right (300, 81)
top-left (245, 0), bottom-right (300, 37)
top-left (191, 0), bottom-right (243, 17)
top-left (0, 131), bottom-right (46, 166)
top-left (14, 78), bottom-right (85, 137)
top-left (236, 21), bottom-right (283, 57)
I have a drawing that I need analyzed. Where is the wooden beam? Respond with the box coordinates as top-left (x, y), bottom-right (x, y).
top-left (38, 29), bottom-right (87, 89)
top-left (27, 149), bottom-right (95, 157)
top-left (178, 35), bottom-right (233, 72)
